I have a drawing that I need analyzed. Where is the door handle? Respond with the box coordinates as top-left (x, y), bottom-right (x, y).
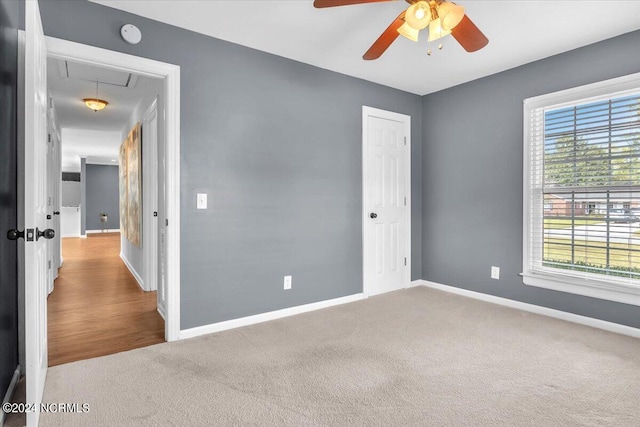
top-left (370, 212), bottom-right (377, 219)
top-left (7, 229), bottom-right (25, 241)
top-left (36, 228), bottom-right (55, 241)
top-left (53, 211), bottom-right (60, 215)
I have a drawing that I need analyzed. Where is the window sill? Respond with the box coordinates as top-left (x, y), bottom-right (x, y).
top-left (522, 271), bottom-right (640, 307)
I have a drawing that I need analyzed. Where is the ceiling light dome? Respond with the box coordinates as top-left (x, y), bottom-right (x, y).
top-left (83, 98), bottom-right (109, 112)
top-left (83, 79), bottom-right (108, 112)
top-left (428, 18), bottom-right (451, 42)
top-left (438, 1), bottom-right (465, 31)
top-left (405, 1), bottom-right (431, 30)
top-left (397, 22), bottom-right (419, 42)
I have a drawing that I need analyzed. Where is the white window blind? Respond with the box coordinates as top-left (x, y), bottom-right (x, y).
top-left (524, 75), bottom-right (640, 304)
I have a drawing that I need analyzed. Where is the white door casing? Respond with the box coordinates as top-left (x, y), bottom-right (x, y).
top-left (45, 36), bottom-right (181, 341)
top-left (48, 105), bottom-right (62, 277)
top-left (45, 104), bottom-right (60, 292)
top-left (143, 99), bottom-right (159, 294)
top-left (362, 106), bottom-right (411, 297)
top-left (54, 127), bottom-right (62, 271)
top-left (24, 0), bottom-right (49, 425)
top-left (45, 122), bottom-right (53, 293)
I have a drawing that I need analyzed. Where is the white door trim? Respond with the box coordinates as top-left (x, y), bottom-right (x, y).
top-left (45, 36), bottom-right (182, 342)
top-left (362, 106), bottom-right (411, 298)
top-left (23, 1), bottom-right (49, 423)
top-left (143, 98), bottom-right (159, 293)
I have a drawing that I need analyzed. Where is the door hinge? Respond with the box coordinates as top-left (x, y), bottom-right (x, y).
top-left (48, 133), bottom-right (51, 143)
top-left (48, 260), bottom-right (51, 270)
top-left (404, 197), bottom-right (407, 206)
top-left (404, 136), bottom-right (407, 146)
top-left (165, 219), bottom-right (168, 226)
top-left (404, 257), bottom-right (407, 266)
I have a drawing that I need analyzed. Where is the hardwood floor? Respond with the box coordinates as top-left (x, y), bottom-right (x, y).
top-left (48, 233), bottom-right (164, 366)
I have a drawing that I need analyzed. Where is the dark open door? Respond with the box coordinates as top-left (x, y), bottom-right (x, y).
top-left (0, 0), bottom-right (20, 413)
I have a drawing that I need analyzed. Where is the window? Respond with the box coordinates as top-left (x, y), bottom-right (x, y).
top-left (523, 73), bottom-right (640, 306)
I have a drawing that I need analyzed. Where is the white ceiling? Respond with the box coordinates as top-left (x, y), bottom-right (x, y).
top-left (47, 57), bottom-right (161, 171)
top-left (90, 0), bottom-right (640, 95)
top-left (60, 129), bottom-right (121, 172)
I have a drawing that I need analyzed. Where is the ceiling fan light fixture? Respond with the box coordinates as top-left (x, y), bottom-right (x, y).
top-left (405, 1), bottom-right (431, 30)
top-left (83, 98), bottom-right (109, 112)
top-left (427, 18), bottom-right (451, 42)
top-left (397, 22), bottom-right (419, 42)
top-left (438, 1), bottom-right (465, 31)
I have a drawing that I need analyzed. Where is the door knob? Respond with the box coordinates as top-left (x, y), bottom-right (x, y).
top-left (53, 211), bottom-right (60, 215)
top-left (370, 212), bottom-right (377, 219)
top-left (36, 228), bottom-right (55, 241)
top-left (7, 229), bottom-right (24, 241)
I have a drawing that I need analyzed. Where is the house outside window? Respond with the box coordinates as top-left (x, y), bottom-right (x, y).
top-left (523, 73), bottom-right (640, 306)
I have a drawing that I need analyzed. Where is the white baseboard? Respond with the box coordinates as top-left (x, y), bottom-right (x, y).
top-left (1, 365), bottom-right (20, 425)
top-left (119, 252), bottom-right (145, 291)
top-left (80, 234), bottom-right (87, 239)
top-left (86, 229), bottom-right (120, 234)
top-left (412, 280), bottom-right (640, 339)
top-left (62, 234), bottom-right (81, 238)
top-left (179, 293), bottom-right (365, 340)
top-left (157, 303), bottom-right (166, 321)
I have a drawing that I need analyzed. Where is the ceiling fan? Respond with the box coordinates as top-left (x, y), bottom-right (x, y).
top-left (313, 0), bottom-right (488, 60)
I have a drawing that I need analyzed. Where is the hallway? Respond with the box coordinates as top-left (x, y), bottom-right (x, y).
top-left (48, 233), bottom-right (164, 366)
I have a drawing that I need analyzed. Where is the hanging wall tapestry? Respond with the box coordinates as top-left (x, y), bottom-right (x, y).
top-left (119, 122), bottom-right (142, 247)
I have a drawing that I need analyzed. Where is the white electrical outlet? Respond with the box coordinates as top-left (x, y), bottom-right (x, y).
top-left (284, 275), bottom-right (292, 290)
top-left (196, 193), bottom-right (207, 210)
top-left (491, 266), bottom-right (500, 280)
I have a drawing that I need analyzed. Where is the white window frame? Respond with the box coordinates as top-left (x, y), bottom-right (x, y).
top-left (523, 72), bottom-right (640, 306)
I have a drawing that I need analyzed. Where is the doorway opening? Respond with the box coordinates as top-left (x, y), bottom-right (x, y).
top-left (46, 55), bottom-right (165, 365)
top-left (42, 35), bottom-right (181, 346)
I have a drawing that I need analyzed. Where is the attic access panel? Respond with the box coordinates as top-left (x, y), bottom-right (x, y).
top-left (57, 59), bottom-right (139, 88)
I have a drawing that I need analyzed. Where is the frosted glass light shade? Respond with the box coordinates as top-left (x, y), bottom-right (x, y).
top-left (405, 1), bottom-right (431, 30)
top-left (397, 22), bottom-right (419, 42)
top-left (428, 18), bottom-right (451, 42)
top-left (83, 98), bottom-right (108, 112)
top-left (438, 1), bottom-right (465, 30)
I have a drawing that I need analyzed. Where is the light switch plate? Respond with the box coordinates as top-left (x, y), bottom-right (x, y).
top-left (491, 266), bottom-right (500, 280)
top-left (197, 193), bottom-right (207, 210)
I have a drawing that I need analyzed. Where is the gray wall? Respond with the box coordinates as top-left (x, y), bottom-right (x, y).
top-left (422, 30), bottom-right (640, 328)
top-left (39, 0), bottom-right (423, 328)
top-left (85, 164), bottom-right (120, 231)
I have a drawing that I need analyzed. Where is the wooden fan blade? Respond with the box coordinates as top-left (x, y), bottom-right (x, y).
top-left (314, 0), bottom-right (395, 8)
top-left (363, 11), bottom-right (405, 60)
top-left (451, 15), bottom-right (489, 53)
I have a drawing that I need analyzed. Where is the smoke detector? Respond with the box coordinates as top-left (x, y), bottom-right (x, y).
top-left (120, 24), bottom-right (142, 45)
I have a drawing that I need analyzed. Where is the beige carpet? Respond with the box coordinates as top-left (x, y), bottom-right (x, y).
top-left (18, 287), bottom-right (640, 425)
